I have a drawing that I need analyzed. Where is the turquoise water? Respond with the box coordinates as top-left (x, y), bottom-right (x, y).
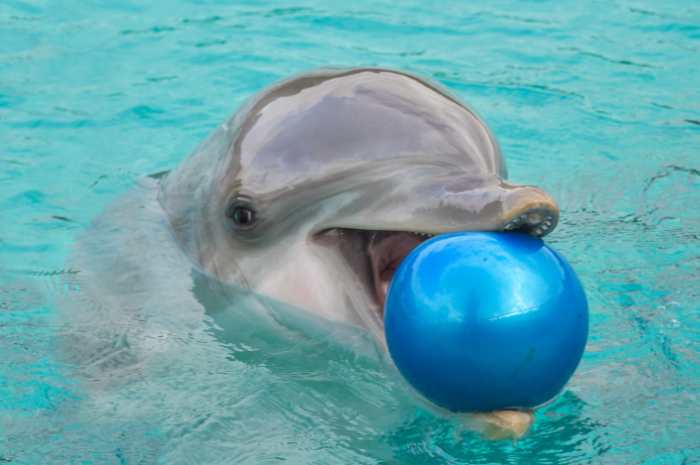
top-left (1, 1), bottom-right (699, 463)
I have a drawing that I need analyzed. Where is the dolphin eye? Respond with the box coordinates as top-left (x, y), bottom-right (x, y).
top-left (227, 202), bottom-right (257, 230)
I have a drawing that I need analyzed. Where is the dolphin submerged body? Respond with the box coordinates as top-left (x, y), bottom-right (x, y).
top-left (65, 68), bottom-right (559, 439)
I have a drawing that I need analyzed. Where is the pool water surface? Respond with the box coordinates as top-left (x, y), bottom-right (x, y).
top-left (1, 1), bottom-right (699, 464)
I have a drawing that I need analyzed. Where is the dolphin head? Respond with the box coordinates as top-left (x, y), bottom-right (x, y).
top-left (159, 68), bottom-right (559, 340)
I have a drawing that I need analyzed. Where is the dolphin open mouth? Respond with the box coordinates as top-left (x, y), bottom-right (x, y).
top-left (311, 187), bottom-right (559, 321)
top-left (315, 229), bottom-right (436, 315)
top-left (366, 231), bottom-right (433, 310)
top-left (314, 208), bottom-right (557, 320)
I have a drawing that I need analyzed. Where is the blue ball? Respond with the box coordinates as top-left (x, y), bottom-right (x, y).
top-left (384, 232), bottom-right (588, 412)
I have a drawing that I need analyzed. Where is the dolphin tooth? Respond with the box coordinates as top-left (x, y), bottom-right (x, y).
top-left (526, 211), bottom-right (544, 225)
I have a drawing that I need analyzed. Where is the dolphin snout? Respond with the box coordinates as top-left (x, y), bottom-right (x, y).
top-left (498, 183), bottom-right (559, 237)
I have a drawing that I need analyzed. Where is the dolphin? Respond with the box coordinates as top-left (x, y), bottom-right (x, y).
top-left (159, 67), bottom-right (558, 339)
top-left (68, 68), bottom-right (559, 440)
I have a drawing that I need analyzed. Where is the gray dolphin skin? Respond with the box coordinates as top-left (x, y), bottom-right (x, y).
top-left (67, 68), bottom-right (558, 440)
top-left (159, 67), bottom-right (558, 339)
